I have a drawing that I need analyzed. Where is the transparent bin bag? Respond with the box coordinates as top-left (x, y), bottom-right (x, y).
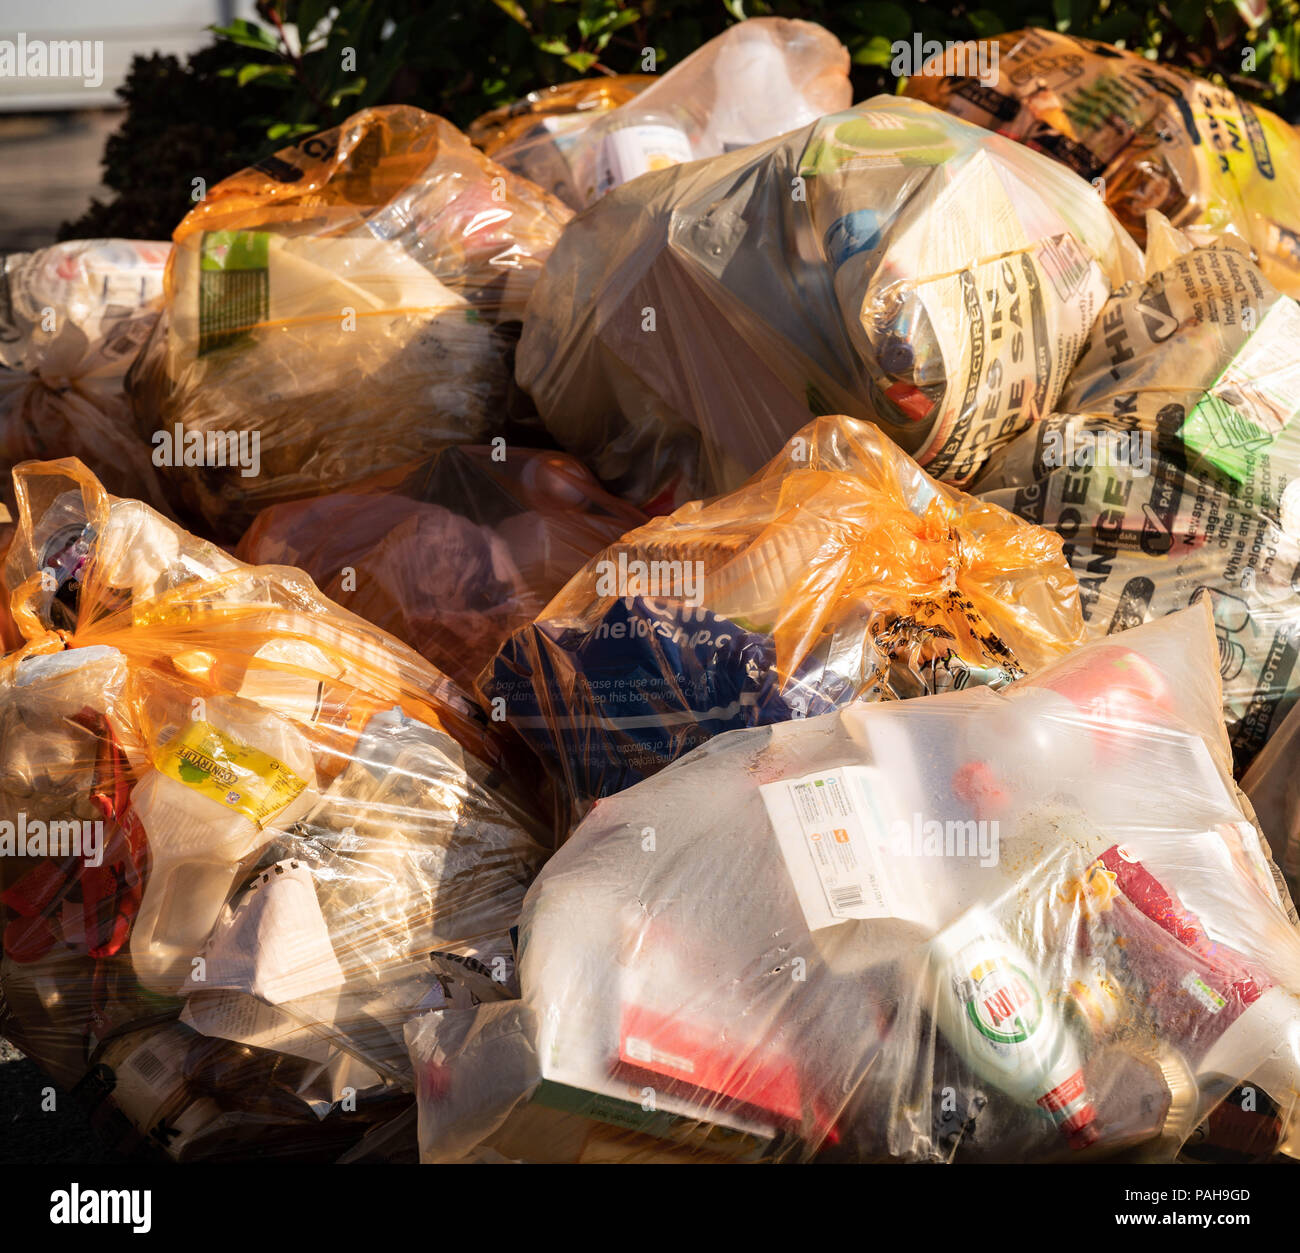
top-left (903, 28), bottom-right (1300, 301)
top-left (126, 105), bottom-right (573, 541)
top-left (517, 94), bottom-right (1140, 510)
top-left (0, 240), bottom-right (171, 513)
top-left (468, 76), bottom-right (655, 205)
top-left (236, 446), bottom-right (645, 695)
top-left (472, 18), bottom-right (851, 211)
top-left (483, 414), bottom-right (1084, 828)
top-left (976, 223), bottom-right (1300, 771)
top-left (0, 459), bottom-right (550, 1151)
top-left (412, 604), bottom-right (1300, 1164)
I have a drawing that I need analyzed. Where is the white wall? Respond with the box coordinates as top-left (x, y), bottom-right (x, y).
top-left (0, 0), bottom-right (259, 110)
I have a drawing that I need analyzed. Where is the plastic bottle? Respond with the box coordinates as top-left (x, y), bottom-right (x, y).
top-left (129, 693), bottom-right (318, 994)
top-left (928, 904), bottom-right (1099, 1149)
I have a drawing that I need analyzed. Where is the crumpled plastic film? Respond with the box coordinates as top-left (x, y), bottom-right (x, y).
top-left (976, 220), bottom-right (1300, 769)
top-left (127, 105), bottom-right (573, 540)
top-left (236, 446), bottom-right (645, 695)
top-left (484, 414), bottom-right (1084, 826)
top-left (904, 28), bottom-right (1300, 299)
top-left (517, 95), bottom-right (1141, 509)
top-left (471, 18), bottom-right (851, 210)
top-left (0, 459), bottom-right (549, 1160)
top-left (0, 240), bottom-right (171, 514)
top-left (409, 604), bottom-right (1300, 1163)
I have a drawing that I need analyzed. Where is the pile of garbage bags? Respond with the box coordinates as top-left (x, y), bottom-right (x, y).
top-left (471, 18), bottom-right (851, 210)
top-left (905, 28), bottom-right (1300, 299)
top-left (486, 414), bottom-right (1084, 824)
top-left (0, 239), bottom-right (171, 512)
top-left (518, 94), bottom-right (1140, 508)
top-left (976, 218), bottom-right (1300, 769)
top-left (127, 105), bottom-right (573, 541)
top-left (0, 460), bottom-right (547, 1160)
top-left (6, 17), bottom-right (1300, 1167)
top-left (236, 445), bottom-right (646, 695)
top-left (410, 608), bottom-right (1300, 1162)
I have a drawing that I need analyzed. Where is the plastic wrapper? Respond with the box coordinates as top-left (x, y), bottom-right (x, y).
top-left (976, 221), bottom-right (1300, 769)
top-left (0, 459), bottom-right (549, 1161)
top-left (0, 240), bottom-right (170, 513)
top-left (127, 105), bottom-right (573, 540)
top-left (470, 18), bottom-right (850, 210)
top-left (485, 414), bottom-right (1084, 826)
top-left (904, 28), bottom-right (1300, 299)
top-left (467, 75), bottom-right (654, 204)
top-left (518, 95), bottom-right (1141, 509)
top-left (236, 446), bottom-right (645, 695)
top-left (409, 604), bottom-right (1300, 1164)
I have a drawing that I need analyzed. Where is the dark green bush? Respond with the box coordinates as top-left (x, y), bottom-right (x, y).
top-left (60, 0), bottom-right (1300, 242)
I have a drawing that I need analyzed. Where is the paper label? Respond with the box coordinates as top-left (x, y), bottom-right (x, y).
top-left (915, 236), bottom-right (1105, 482)
top-left (181, 989), bottom-right (335, 1062)
top-left (595, 124), bottom-right (692, 197)
top-left (760, 766), bottom-right (901, 931)
top-left (1180, 298), bottom-right (1300, 482)
top-left (153, 720), bottom-right (307, 826)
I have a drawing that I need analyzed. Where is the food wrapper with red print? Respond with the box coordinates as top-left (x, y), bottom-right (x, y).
top-left (410, 604), bottom-right (1300, 1163)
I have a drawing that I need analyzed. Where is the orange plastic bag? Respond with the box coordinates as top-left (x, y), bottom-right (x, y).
top-left (484, 415), bottom-right (1084, 823)
top-left (236, 446), bottom-right (645, 694)
top-left (0, 459), bottom-right (549, 1158)
top-left (127, 105), bottom-right (573, 540)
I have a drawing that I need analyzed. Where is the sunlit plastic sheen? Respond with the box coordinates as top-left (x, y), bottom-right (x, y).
top-left (484, 415), bottom-right (1084, 825)
top-left (127, 105), bottom-right (573, 541)
top-left (410, 604), bottom-right (1300, 1163)
top-left (0, 459), bottom-right (549, 1160)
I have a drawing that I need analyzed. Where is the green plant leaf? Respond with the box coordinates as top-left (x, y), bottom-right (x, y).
top-left (328, 78), bottom-right (367, 107)
top-left (236, 62), bottom-right (293, 87)
top-left (210, 19), bottom-right (279, 54)
top-left (563, 50), bottom-right (600, 71)
top-left (492, 0), bottom-right (531, 28)
top-left (267, 121), bottom-right (318, 140)
top-left (533, 36), bottom-right (571, 55)
top-left (853, 35), bottom-right (898, 67)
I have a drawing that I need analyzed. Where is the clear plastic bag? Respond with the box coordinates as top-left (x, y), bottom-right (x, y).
top-left (0, 459), bottom-right (549, 1160)
top-left (976, 219), bottom-right (1300, 770)
top-left (410, 603), bottom-right (1300, 1163)
top-left (904, 28), bottom-right (1300, 299)
top-left (472, 18), bottom-right (851, 210)
top-left (517, 95), bottom-right (1140, 510)
top-left (236, 446), bottom-right (645, 695)
top-left (484, 414), bottom-right (1084, 827)
top-left (0, 239), bottom-right (171, 514)
top-left (127, 105), bottom-right (573, 541)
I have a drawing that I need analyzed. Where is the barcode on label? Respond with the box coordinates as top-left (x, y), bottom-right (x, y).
top-left (829, 884), bottom-right (865, 912)
top-left (128, 1048), bottom-right (166, 1084)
